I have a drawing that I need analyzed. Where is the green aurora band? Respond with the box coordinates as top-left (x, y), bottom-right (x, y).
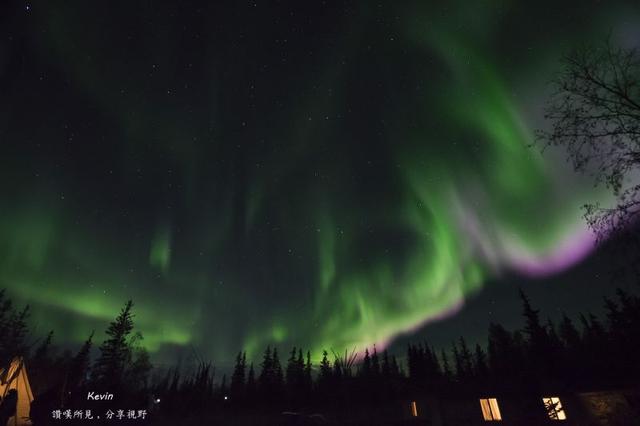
top-left (0, 1), bottom-right (637, 363)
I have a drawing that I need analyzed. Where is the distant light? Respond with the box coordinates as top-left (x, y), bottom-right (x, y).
top-left (411, 401), bottom-right (418, 417)
top-left (224, 396), bottom-right (228, 400)
top-left (155, 398), bottom-right (161, 403)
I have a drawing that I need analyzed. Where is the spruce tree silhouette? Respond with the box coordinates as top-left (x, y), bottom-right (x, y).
top-left (285, 347), bottom-right (306, 406)
top-left (68, 331), bottom-right (94, 394)
top-left (360, 348), bottom-right (371, 378)
top-left (371, 345), bottom-right (380, 378)
top-left (474, 343), bottom-right (489, 385)
top-left (258, 346), bottom-right (284, 404)
top-left (246, 362), bottom-right (257, 403)
top-left (427, 344), bottom-right (442, 391)
top-left (29, 330), bottom-right (55, 395)
top-left (519, 289), bottom-right (558, 384)
top-left (0, 289), bottom-right (30, 369)
top-left (230, 351), bottom-right (246, 400)
top-left (285, 347), bottom-right (299, 397)
top-left (488, 322), bottom-right (521, 386)
top-left (303, 351), bottom-right (312, 398)
top-left (381, 350), bottom-right (391, 379)
top-left (294, 349), bottom-right (305, 402)
top-left (317, 350), bottom-right (332, 402)
top-left (440, 349), bottom-right (453, 385)
top-left (558, 311), bottom-right (583, 383)
top-left (92, 300), bottom-right (151, 397)
top-left (32, 330), bottom-right (53, 363)
top-left (93, 300), bottom-right (135, 392)
top-left (272, 348), bottom-right (284, 399)
top-left (456, 337), bottom-right (474, 384)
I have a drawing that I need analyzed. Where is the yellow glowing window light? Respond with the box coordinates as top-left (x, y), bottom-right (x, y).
top-left (542, 397), bottom-right (567, 420)
top-left (479, 398), bottom-right (502, 421)
top-left (410, 401), bottom-right (418, 417)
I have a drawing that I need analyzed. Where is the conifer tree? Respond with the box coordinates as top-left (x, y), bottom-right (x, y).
top-left (246, 362), bottom-right (257, 401)
top-left (440, 349), bottom-right (453, 382)
top-left (272, 347), bottom-right (284, 393)
top-left (452, 342), bottom-right (463, 382)
top-left (318, 350), bottom-right (332, 385)
top-left (33, 330), bottom-right (54, 362)
top-left (474, 344), bottom-right (488, 383)
top-left (519, 289), bottom-right (548, 347)
top-left (360, 348), bottom-right (371, 378)
top-left (371, 345), bottom-right (380, 378)
top-left (303, 351), bottom-right (312, 395)
top-left (285, 346), bottom-right (298, 392)
top-left (92, 301), bottom-right (151, 394)
top-left (69, 331), bottom-right (94, 390)
top-left (457, 337), bottom-right (474, 382)
top-left (0, 294), bottom-right (30, 368)
top-left (258, 346), bottom-right (273, 392)
top-left (129, 343), bottom-right (152, 391)
top-left (381, 350), bottom-right (391, 379)
top-left (390, 354), bottom-right (401, 379)
top-left (231, 351), bottom-right (246, 399)
top-left (93, 300), bottom-right (135, 390)
top-left (559, 314), bottom-right (581, 350)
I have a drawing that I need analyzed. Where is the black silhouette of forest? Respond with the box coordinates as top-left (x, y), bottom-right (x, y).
top-left (1, 282), bottom-right (639, 425)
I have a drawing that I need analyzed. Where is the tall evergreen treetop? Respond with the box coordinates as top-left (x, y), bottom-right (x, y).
top-left (231, 351), bottom-right (246, 397)
top-left (93, 300), bottom-right (149, 392)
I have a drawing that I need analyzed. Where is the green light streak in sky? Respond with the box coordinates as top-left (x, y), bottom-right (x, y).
top-left (150, 226), bottom-right (171, 275)
top-left (0, 1), bottom-right (635, 365)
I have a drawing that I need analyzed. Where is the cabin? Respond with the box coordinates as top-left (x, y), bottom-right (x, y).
top-left (403, 388), bottom-right (639, 425)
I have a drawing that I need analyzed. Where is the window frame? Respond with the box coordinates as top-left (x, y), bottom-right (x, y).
top-left (542, 396), bottom-right (567, 420)
top-left (479, 397), bottom-right (502, 421)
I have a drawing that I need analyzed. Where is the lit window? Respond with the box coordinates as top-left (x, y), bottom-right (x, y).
top-left (479, 398), bottom-right (502, 421)
top-left (410, 401), bottom-right (418, 417)
top-left (542, 397), bottom-right (566, 420)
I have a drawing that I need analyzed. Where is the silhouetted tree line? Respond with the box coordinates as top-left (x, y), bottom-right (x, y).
top-left (0, 291), bottom-right (152, 424)
top-left (149, 286), bottom-right (640, 419)
top-left (149, 343), bottom-right (406, 417)
top-left (1, 285), bottom-right (639, 422)
top-left (404, 288), bottom-right (640, 396)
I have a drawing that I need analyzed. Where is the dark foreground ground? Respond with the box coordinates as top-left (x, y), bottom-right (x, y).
top-left (140, 389), bottom-right (640, 426)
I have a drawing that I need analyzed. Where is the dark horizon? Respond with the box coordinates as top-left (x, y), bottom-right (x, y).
top-left (2, 278), bottom-right (640, 425)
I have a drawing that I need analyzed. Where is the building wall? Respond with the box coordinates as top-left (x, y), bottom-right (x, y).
top-left (576, 389), bottom-right (640, 426)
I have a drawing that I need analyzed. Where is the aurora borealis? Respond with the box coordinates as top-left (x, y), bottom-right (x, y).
top-left (1, 1), bottom-right (638, 365)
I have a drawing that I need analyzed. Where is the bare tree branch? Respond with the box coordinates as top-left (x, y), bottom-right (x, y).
top-left (536, 39), bottom-right (640, 258)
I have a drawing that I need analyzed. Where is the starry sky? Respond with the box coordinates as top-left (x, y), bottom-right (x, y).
top-left (1, 1), bottom-right (639, 367)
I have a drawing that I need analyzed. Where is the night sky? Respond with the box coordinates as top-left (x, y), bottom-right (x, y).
top-left (1, 1), bottom-right (639, 367)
